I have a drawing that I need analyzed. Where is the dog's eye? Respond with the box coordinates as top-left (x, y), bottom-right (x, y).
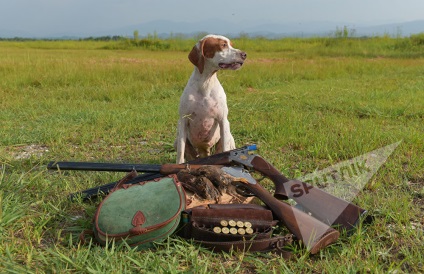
top-left (222, 43), bottom-right (228, 48)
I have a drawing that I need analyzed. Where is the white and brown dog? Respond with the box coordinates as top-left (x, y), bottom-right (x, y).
top-left (175, 35), bottom-right (247, 164)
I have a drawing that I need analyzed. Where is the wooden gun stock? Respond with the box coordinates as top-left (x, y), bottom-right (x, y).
top-left (234, 179), bottom-right (339, 254)
top-left (250, 156), bottom-right (370, 231)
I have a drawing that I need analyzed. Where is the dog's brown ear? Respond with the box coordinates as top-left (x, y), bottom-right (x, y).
top-left (188, 43), bottom-right (205, 74)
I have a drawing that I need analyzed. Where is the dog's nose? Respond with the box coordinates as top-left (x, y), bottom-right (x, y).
top-left (240, 51), bottom-right (247, 60)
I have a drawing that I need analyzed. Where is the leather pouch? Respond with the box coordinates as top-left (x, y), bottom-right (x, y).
top-left (179, 203), bottom-right (292, 257)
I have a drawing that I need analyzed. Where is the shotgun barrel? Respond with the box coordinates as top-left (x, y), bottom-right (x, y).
top-left (68, 172), bottom-right (164, 201)
top-left (48, 161), bottom-right (162, 173)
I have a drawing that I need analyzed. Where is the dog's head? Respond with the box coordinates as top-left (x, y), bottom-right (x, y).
top-left (188, 34), bottom-right (247, 74)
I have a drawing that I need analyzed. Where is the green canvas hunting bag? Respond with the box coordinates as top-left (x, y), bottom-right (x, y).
top-left (91, 172), bottom-right (186, 249)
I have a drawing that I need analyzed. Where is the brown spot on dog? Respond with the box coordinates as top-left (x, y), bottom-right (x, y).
top-left (202, 37), bottom-right (226, 58)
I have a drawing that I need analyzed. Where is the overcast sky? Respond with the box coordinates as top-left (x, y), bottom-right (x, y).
top-left (1, 0), bottom-right (424, 36)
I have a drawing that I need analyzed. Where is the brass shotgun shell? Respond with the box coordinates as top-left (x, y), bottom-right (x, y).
top-left (236, 221), bottom-right (244, 228)
top-left (246, 227), bottom-right (254, 234)
top-left (222, 227), bottom-right (230, 234)
top-left (213, 227), bottom-right (222, 233)
top-left (220, 220), bottom-right (228, 227)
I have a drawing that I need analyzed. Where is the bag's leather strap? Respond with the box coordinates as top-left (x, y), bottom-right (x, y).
top-left (191, 235), bottom-right (292, 259)
top-left (79, 229), bottom-right (95, 245)
top-left (206, 203), bottom-right (268, 210)
top-left (113, 170), bottom-right (138, 190)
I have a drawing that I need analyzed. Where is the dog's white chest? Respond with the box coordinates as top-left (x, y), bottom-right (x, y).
top-left (187, 91), bottom-right (223, 119)
top-left (182, 90), bottom-right (224, 145)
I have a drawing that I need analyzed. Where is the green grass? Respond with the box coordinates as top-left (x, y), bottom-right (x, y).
top-left (0, 36), bottom-right (423, 273)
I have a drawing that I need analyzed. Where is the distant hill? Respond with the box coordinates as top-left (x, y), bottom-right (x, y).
top-left (1, 19), bottom-right (423, 39)
top-left (355, 20), bottom-right (424, 37)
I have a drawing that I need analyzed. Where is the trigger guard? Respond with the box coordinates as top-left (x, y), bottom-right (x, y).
top-left (233, 183), bottom-right (255, 197)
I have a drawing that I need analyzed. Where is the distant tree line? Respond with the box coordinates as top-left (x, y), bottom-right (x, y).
top-left (80, 36), bottom-right (126, 41)
top-left (1, 31), bottom-right (423, 46)
top-left (0, 36), bottom-right (127, 41)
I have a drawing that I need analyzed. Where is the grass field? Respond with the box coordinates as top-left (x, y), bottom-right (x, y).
top-left (0, 36), bottom-right (423, 273)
